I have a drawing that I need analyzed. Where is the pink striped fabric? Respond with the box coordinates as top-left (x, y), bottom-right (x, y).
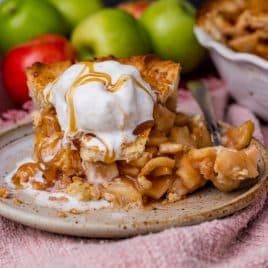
top-left (0, 78), bottom-right (267, 268)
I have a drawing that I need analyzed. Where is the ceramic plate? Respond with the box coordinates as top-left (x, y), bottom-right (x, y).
top-left (0, 123), bottom-right (267, 238)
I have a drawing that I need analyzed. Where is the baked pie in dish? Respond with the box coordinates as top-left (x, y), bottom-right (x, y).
top-left (7, 55), bottom-right (260, 209)
top-left (197, 0), bottom-right (268, 59)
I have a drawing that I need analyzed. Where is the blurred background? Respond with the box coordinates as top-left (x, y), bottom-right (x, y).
top-left (105, 0), bottom-right (202, 7)
top-left (0, 0), bottom-right (206, 112)
top-left (1, 0), bottom-right (267, 122)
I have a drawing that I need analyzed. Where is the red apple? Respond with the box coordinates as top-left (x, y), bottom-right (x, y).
top-left (3, 34), bottom-right (76, 104)
top-left (118, 1), bottom-right (151, 18)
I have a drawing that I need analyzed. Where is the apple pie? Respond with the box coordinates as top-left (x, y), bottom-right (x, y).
top-left (197, 0), bottom-right (268, 59)
top-left (10, 55), bottom-right (259, 209)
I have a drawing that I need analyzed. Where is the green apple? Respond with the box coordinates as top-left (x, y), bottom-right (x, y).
top-left (48, 0), bottom-right (104, 28)
top-left (141, 0), bottom-right (205, 73)
top-left (0, 0), bottom-right (69, 54)
top-left (71, 8), bottom-right (151, 60)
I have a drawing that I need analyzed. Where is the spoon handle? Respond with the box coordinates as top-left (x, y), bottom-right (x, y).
top-left (187, 80), bottom-right (222, 146)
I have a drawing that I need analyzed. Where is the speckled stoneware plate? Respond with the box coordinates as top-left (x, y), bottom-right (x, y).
top-left (0, 123), bottom-right (267, 238)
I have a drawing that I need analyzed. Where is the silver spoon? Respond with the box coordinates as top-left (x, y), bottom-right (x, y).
top-left (187, 80), bottom-right (222, 146)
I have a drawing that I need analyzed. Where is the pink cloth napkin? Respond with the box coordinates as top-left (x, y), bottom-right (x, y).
top-left (0, 78), bottom-right (267, 268)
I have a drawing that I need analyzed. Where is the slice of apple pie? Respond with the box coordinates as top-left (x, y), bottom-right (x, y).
top-left (11, 55), bottom-right (259, 209)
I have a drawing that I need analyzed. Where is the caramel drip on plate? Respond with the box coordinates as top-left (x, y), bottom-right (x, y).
top-left (12, 162), bottom-right (40, 189)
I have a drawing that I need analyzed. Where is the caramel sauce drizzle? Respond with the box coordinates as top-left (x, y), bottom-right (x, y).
top-left (108, 75), bottom-right (129, 92)
top-left (46, 78), bottom-right (59, 103)
top-left (81, 61), bottom-right (155, 99)
top-left (84, 134), bottom-right (116, 163)
top-left (133, 79), bottom-right (155, 100)
top-left (12, 162), bottom-right (41, 190)
top-left (82, 61), bottom-right (112, 85)
top-left (65, 65), bottom-right (88, 133)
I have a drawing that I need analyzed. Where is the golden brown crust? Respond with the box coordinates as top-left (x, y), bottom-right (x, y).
top-left (26, 61), bottom-right (72, 108)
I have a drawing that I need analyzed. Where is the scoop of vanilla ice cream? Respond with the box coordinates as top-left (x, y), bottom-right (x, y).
top-left (44, 60), bottom-right (156, 160)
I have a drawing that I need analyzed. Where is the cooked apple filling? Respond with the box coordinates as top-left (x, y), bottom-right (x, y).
top-left (10, 56), bottom-right (260, 208)
top-left (12, 105), bottom-right (259, 208)
top-left (197, 0), bottom-right (268, 59)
